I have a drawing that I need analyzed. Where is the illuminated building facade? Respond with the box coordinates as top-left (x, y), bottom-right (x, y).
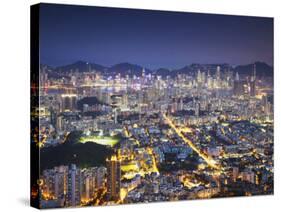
top-left (106, 155), bottom-right (121, 201)
top-left (66, 164), bottom-right (81, 207)
top-left (61, 94), bottom-right (77, 112)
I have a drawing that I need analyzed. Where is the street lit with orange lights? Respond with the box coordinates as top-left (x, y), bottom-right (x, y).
top-left (162, 113), bottom-right (221, 170)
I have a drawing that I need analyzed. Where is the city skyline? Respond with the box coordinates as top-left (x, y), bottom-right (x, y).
top-left (31, 3), bottom-right (274, 209)
top-left (41, 60), bottom-right (273, 70)
top-left (40, 3), bottom-right (273, 69)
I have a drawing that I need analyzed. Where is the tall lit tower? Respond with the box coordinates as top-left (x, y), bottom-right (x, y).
top-left (141, 68), bottom-right (146, 85)
top-left (122, 93), bottom-right (128, 108)
top-left (60, 89), bottom-right (77, 112)
top-left (106, 155), bottom-right (121, 201)
top-left (233, 72), bottom-right (241, 96)
top-left (61, 94), bottom-right (77, 112)
top-left (195, 101), bottom-right (200, 117)
top-left (216, 66), bottom-right (221, 81)
top-left (250, 63), bottom-right (256, 96)
top-left (197, 69), bottom-right (202, 83)
top-left (179, 97), bottom-right (184, 111)
top-left (142, 68), bottom-right (145, 78)
top-left (66, 164), bottom-right (81, 207)
top-left (235, 72), bottom-right (239, 81)
top-left (114, 108), bottom-right (118, 124)
top-left (215, 66), bottom-right (221, 88)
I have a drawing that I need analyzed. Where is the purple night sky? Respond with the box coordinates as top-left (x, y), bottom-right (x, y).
top-left (39, 3), bottom-right (273, 69)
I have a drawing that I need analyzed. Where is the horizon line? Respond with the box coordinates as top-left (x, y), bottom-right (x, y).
top-left (40, 60), bottom-right (273, 70)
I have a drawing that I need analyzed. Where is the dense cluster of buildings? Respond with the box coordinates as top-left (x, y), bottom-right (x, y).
top-left (38, 63), bottom-right (273, 208)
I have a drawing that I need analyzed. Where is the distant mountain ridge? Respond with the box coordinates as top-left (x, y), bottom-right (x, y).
top-left (107, 62), bottom-right (152, 77)
top-left (55, 60), bottom-right (107, 73)
top-left (41, 61), bottom-right (273, 77)
top-left (234, 61), bottom-right (273, 77)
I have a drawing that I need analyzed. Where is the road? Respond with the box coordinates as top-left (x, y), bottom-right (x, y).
top-left (162, 113), bottom-right (221, 170)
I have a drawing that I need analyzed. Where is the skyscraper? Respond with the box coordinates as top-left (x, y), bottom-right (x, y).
top-left (106, 155), bottom-right (121, 201)
top-left (215, 66), bottom-right (221, 88)
top-left (56, 115), bottom-right (64, 131)
top-left (216, 66), bottom-right (221, 81)
top-left (122, 93), bottom-right (128, 108)
top-left (250, 64), bottom-right (256, 96)
top-left (114, 108), bottom-right (118, 124)
top-left (263, 94), bottom-right (271, 116)
top-left (195, 101), bottom-right (200, 117)
top-left (81, 169), bottom-right (95, 202)
top-left (197, 69), bottom-right (202, 83)
top-left (66, 164), bottom-right (81, 207)
top-left (96, 167), bottom-right (106, 189)
top-left (233, 72), bottom-right (243, 96)
top-left (54, 171), bottom-right (65, 200)
top-left (179, 97), bottom-right (184, 111)
top-left (50, 108), bottom-right (57, 128)
top-left (60, 94), bottom-right (77, 112)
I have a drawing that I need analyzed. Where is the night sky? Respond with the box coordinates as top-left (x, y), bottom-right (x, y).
top-left (39, 3), bottom-right (273, 69)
